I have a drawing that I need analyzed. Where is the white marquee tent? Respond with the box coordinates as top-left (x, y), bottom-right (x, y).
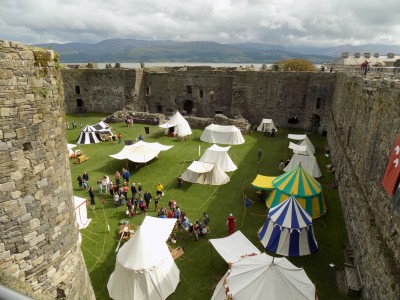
top-left (181, 161), bottom-right (230, 185)
top-left (109, 141), bottom-right (173, 163)
top-left (199, 144), bottom-right (237, 172)
top-left (107, 217), bottom-right (179, 300)
top-left (211, 254), bottom-right (317, 300)
top-left (209, 231), bottom-right (261, 264)
top-left (158, 111), bottom-right (192, 137)
top-left (284, 154), bottom-right (322, 178)
top-left (288, 134), bottom-right (315, 156)
top-left (200, 124), bottom-right (245, 145)
top-left (73, 196), bottom-right (91, 229)
top-left (257, 118), bottom-right (278, 132)
top-left (76, 125), bottom-right (102, 144)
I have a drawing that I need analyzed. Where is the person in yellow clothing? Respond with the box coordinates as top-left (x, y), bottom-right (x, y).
top-left (156, 182), bottom-right (164, 197)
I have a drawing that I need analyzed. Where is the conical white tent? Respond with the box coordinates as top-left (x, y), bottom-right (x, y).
top-left (258, 195), bottom-right (318, 257)
top-left (107, 217), bottom-right (179, 300)
top-left (200, 124), bottom-right (245, 145)
top-left (288, 134), bottom-right (315, 155)
top-left (181, 161), bottom-right (230, 185)
top-left (109, 141), bottom-right (173, 163)
top-left (199, 144), bottom-right (237, 172)
top-left (257, 118), bottom-right (277, 132)
top-left (284, 153), bottom-right (322, 178)
top-left (158, 111), bottom-right (192, 137)
top-left (76, 125), bottom-right (102, 144)
top-left (211, 254), bottom-right (316, 300)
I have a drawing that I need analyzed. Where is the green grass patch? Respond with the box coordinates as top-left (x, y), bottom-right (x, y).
top-left (66, 113), bottom-right (350, 300)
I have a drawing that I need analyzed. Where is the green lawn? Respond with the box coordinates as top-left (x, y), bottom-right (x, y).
top-left (66, 113), bottom-right (350, 300)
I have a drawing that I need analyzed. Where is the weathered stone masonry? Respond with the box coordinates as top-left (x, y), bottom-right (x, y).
top-left (0, 41), bottom-right (95, 299)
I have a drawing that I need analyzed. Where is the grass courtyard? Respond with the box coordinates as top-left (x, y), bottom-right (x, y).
top-left (66, 113), bottom-right (350, 300)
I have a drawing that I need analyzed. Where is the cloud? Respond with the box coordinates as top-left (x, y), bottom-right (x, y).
top-left (0, 0), bottom-right (399, 47)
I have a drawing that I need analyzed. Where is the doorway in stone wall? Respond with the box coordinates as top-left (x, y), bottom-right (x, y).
top-left (76, 99), bottom-right (85, 114)
top-left (183, 100), bottom-right (193, 115)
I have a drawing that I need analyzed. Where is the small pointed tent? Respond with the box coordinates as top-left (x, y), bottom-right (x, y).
top-left (76, 125), bottom-right (102, 144)
top-left (284, 153), bottom-right (322, 178)
top-left (107, 217), bottom-right (179, 300)
top-left (181, 161), bottom-right (230, 185)
top-left (258, 195), bottom-right (318, 256)
top-left (199, 144), bottom-right (237, 172)
top-left (211, 254), bottom-right (317, 300)
top-left (257, 118), bottom-right (277, 132)
top-left (266, 164), bottom-right (326, 219)
top-left (158, 111), bottom-right (192, 137)
top-left (109, 141), bottom-right (173, 163)
top-left (200, 124), bottom-right (245, 145)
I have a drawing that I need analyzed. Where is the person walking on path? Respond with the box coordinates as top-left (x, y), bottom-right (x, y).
top-left (226, 213), bottom-right (235, 235)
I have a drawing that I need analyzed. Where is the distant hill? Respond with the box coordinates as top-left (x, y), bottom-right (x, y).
top-left (33, 38), bottom-right (399, 64)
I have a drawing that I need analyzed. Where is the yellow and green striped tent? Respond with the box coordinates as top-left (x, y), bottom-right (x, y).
top-left (266, 164), bottom-right (326, 218)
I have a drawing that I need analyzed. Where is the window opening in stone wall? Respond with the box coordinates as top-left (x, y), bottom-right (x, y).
top-left (316, 98), bottom-right (321, 109)
top-left (347, 126), bottom-right (351, 146)
top-left (75, 86), bottom-right (80, 94)
top-left (215, 110), bottom-right (223, 115)
top-left (210, 91), bottom-right (215, 101)
top-left (76, 99), bottom-right (85, 114)
top-left (157, 105), bottom-right (163, 113)
top-left (199, 89), bottom-right (204, 98)
top-left (186, 85), bottom-right (192, 94)
top-left (146, 87), bottom-right (150, 96)
top-left (183, 100), bottom-right (193, 114)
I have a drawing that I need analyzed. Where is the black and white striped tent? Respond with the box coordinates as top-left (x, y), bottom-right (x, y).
top-left (76, 125), bottom-right (102, 144)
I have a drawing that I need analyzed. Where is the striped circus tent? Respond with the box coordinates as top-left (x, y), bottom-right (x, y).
top-left (266, 164), bottom-right (326, 219)
top-left (258, 195), bottom-right (318, 256)
top-left (76, 125), bottom-right (102, 144)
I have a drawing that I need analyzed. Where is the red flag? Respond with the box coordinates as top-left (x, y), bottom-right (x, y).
top-left (382, 133), bottom-right (400, 196)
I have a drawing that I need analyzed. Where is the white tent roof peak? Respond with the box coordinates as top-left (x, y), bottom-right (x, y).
top-left (158, 111), bottom-right (192, 137)
top-left (199, 144), bottom-right (238, 172)
top-left (109, 141), bottom-right (173, 163)
top-left (200, 124), bottom-right (245, 145)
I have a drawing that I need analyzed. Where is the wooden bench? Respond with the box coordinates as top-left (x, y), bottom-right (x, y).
top-left (170, 246), bottom-right (184, 260)
top-left (76, 155), bottom-right (89, 164)
top-left (344, 263), bottom-right (362, 297)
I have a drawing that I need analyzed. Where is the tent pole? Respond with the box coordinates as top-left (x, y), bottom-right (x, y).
top-left (209, 242), bottom-right (215, 268)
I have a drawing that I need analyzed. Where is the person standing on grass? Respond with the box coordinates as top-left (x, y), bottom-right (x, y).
top-left (144, 190), bottom-right (152, 208)
top-left (77, 175), bottom-right (83, 190)
top-left (138, 183), bottom-right (143, 197)
top-left (115, 171), bottom-right (120, 185)
top-left (117, 132), bottom-right (122, 144)
top-left (89, 187), bottom-right (95, 208)
top-left (131, 183), bottom-right (137, 199)
top-left (226, 213), bottom-right (235, 235)
top-left (156, 182), bottom-right (164, 197)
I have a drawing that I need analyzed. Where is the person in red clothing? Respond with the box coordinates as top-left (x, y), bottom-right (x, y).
top-left (226, 213), bottom-right (235, 235)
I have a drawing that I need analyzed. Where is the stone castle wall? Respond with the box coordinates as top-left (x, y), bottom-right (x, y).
top-left (328, 73), bottom-right (400, 299)
top-left (0, 41), bottom-right (95, 299)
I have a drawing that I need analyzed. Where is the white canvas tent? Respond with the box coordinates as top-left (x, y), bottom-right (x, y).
top-left (107, 217), bottom-right (179, 300)
top-left (284, 154), bottom-right (322, 178)
top-left (199, 144), bottom-right (237, 172)
top-left (73, 196), bottom-right (91, 229)
top-left (211, 254), bottom-right (317, 300)
top-left (76, 125), bottom-right (102, 144)
top-left (109, 141), bottom-right (173, 163)
top-left (288, 134), bottom-right (315, 155)
top-left (158, 111), bottom-right (192, 137)
top-left (92, 120), bottom-right (114, 136)
top-left (181, 161), bottom-right (230, 185)
top-left (209, 231), bottom-right (261, 264)
top-left (200, 124), bottom-right (245, 145)
top-left (257, 118), bottom-right (277, 132)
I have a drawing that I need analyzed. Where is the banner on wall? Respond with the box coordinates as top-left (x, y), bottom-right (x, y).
top-left (381, 133), bottom-right (400, 196)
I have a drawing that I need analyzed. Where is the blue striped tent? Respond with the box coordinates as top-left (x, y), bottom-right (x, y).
top-left (258, 195), bottom-right (318, 256)
top-left (266, 164), bottom-right (326, 218)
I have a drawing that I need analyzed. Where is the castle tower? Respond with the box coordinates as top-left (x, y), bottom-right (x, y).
top-left (0, 40), bottom-right (95, 299)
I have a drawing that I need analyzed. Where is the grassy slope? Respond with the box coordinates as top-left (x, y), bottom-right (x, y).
top-left (66, 113), bottom-right (350, 300)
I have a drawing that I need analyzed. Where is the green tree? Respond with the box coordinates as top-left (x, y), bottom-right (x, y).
top-left (394, 59), bottom-right (400, 67)
top-left (273, 59), bottom-right (316, 71)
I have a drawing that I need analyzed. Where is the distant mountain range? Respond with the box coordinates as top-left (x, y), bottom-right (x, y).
top-left (33, 38), bottom-right (400, 64)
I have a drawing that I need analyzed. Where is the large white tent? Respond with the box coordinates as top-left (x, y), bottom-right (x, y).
top-left (200, 124), bottom-right (245, 145)
top-left (199, 144), bottom-right (237, 172)
top-left (211, 254), bottom-right (317, 300)
top-left (257, 118), bottom-right (277, 132)
top-left (109, 141), bottom-right (173, 163)
top-left (181, 161), bottom-right (230, 185)
top-left (209, 231), bottom-right (261, 264)
top-left (73, 196), bottom-right (91, 229)
top-left (76, 125), bottom-right (102, 144)
top-left (158, 111), bottom-right (192, 137)
top-left (107, 217), bottom-right (179, 300)
top-left (288, 134), bottom-right (315, 156)
top-left (284, 154), bottom-right (322, 178)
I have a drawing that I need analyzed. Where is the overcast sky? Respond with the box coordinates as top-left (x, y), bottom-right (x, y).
top-left (1, 0), bottom-right (399, 47)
